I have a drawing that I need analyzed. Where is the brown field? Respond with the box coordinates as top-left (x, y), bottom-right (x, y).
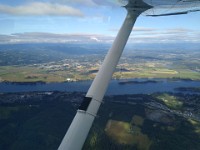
top-left (131, 115), bottom-right (144, 126)
top-left (105, 120), bottom-right (152, 150)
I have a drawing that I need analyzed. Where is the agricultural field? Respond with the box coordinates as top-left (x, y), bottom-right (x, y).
top-left (105, 119), bottom-right (151, 150)
top-left (0, 44), bottom-right (200, 82)
top-left (0, 92), bottom-right (200, 150)
top-left (154, 93), bottom-right (183, 109)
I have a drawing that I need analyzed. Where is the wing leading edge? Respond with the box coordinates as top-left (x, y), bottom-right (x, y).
top-left (147, 9), bottom-right (200, 16)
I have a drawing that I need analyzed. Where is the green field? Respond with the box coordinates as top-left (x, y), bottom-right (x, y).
top-left (0, 64), bottom-right (199, 83)
top-left (154, 93), bottom-right (183, 109)
top-left (1, 45), bottom-right (200, 82)
top-left (0, 66), bottom-right (94, 82)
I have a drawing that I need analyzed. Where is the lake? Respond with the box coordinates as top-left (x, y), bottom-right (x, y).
top-left (0, 78), bottom-right (199, 95)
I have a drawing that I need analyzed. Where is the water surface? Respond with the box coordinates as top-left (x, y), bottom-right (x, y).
top-left (0, 78), bottom-right (199, 95)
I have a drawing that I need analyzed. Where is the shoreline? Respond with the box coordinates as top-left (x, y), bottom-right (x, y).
top-left (0, 77), bottom-right (200, 85)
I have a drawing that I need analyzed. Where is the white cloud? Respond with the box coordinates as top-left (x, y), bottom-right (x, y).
top-left (0, 2), bottom-right (84, 16)
top-left (129, 28), bottom-right (200, 43)
top-left (0, 32), bottom-right (110, 44)
top-left (133, 27), bottom-right (156, 32)
top-left (55, 0), bottom-right (97, 7)
top-left (53, 0), bottom-right (123, 7)
top-left (90, 36), bottom-right (101, 42)
top-left (92, 0), bottom-right (125, 7)
top-left (0, 28), bottom-right (200, 44)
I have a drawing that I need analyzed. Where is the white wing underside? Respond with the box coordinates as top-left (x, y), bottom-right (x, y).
top-left (118, 0), bottom-right (200, 16)
top-left (142, 0), bottom-right (200, 16)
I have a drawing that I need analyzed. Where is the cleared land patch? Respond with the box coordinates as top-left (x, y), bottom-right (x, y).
top-left (155, 93), bottom-right (183, 109)
top-left (105, 119), bottom-right (151, 150)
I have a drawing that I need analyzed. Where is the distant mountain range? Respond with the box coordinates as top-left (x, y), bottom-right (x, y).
top-left (0, 43), bottom-right (109, 65)
top-left (0, 42), bottom-right (199, 66)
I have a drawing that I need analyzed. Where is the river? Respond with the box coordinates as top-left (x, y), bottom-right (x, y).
top-left (0, 78), bottom-right (199, 95)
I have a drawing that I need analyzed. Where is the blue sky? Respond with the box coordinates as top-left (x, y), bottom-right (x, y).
top-left (0, 0), bottom-right (200, 44)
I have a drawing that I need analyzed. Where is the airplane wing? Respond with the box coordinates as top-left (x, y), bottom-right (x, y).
top-left (147, 9), bottom-right (200, 16)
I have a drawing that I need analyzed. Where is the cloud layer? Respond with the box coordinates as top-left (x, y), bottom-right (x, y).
top-left (0, 32), bottom-right (109, 44)
top-left (0, 27), bottom-right (199, 44)
top-left (56, 0), bottom-right (97, 7)
top-left (0, 2), bottom-right (83, 16)
top-left (130, 27), bottom-right (200, 43)
top-left (0, 0), bottom-right (121, 17)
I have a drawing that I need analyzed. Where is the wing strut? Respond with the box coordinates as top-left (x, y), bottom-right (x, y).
top-left (58, 2), bottom-right (151, 150)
